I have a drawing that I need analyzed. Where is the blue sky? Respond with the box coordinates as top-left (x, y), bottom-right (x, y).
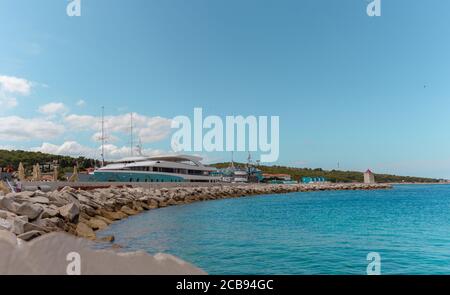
top-left (1, 0), bottom-right (450, 178)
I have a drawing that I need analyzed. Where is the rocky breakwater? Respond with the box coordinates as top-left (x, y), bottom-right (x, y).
top-left (0, 182), bottom-right (391, 243)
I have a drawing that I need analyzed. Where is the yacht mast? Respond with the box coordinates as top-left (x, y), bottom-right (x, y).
top-left (136, 137), bottom-right (143, 156)
top-left (101, 106), bottom-right (105, 167)
top-left (130, 112), bottom-right (134, 156)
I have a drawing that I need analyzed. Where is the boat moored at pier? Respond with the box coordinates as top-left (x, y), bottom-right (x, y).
top-left (93, 154), bottom-right (220, 183)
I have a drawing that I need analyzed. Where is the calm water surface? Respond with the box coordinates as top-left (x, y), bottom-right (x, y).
top-left (97, 184), bottom-right (450, 274)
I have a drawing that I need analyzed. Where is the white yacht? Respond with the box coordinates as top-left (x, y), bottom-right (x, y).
top-left (93, 154), bottom-right (220, 183)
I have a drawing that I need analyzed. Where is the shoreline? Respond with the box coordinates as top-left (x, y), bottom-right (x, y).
top-left (1, 182), bottom-right (391, 242)
top-left (0, 182), bottom-right (391, 274)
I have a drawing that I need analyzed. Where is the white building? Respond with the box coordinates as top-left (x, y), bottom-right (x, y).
top-left (363, 169), bottom-right (376, 184)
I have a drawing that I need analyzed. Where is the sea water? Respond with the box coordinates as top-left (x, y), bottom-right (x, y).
top-left (97, 184), bottom-right (450, 274)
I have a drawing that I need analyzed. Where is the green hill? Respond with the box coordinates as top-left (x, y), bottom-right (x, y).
top-left (212, 162), bottom-right (439, 183)
top-left (0, 149), bottom-right (99, 172)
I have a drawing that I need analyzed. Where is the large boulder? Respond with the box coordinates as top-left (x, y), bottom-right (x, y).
top-left (86, 218), bottom-right (108, 230)
top-left (41, 207), bottom-right (59, 219)
top-left (120, 206), bottom-right (138, 216)
top-left (23, 222), bottom-right (48, 233)
top-left (99, 210), bottom-right (127, 221)
top-left (0, 209), bottom-right (16, 219)
top-left (58, 203), bottom-right (80, 223)
top-left (80, 204), bottom-right (96, 217)
top-left (11, 217), bottom-right (27, 235)
top-left (6, 191), bottom-right (35, 199)
top-left (30, 196), bottom-right (50, 205)
top-left (75, 222), bottom-right (96, 240)
top-left (17, 230), bottom-right (44, 241)
top-left (16, 203), bottom-right (43, 220)
top-left (0, 218), bottom-right (12, 231)
top-left (47, 191), bottom-right (67, 206)
top-left (148, 199), bottom-right (159, 209)
top-left (94, 215), bottom-right (113, 225)
top-left (32, 218), bottom-right (61, 232)
top-left (0, 196), bottom-right (17, 212)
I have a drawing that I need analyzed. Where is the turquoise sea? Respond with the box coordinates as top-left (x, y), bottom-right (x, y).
top-left (97, 185), bottom-right (450, 274)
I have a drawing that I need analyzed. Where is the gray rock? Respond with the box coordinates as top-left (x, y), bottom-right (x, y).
top-left (30, 196), bottom-right (49, 205)
top-left (16, 203), bottom-right (43, 220)
top-left (58, 203), bottom-right (80, 223)
top-left (0, 218), bottom-right (12, 231)
top-left (48, 217), bottom-right (65, 229)
top-left (47, 191), bottom-right (67, 206)
top-left (0, 196), bottom-right (17, 212)
top-left (12, 217), bottom-right (26, 235)
top-left (31, 218), bottom-right (60, 231)
top-left (98, 235), bottom-right (115, 243)
top-left (41, 207), bottom-right (59, 219)
top-left (77, 195), bottom-right (91, 205)
top-left (23, 222), bottom-right (48, 233)
top-left (17, 230), bottom-right (44, 241)
top-left (80, 204), bottom-right (96, 217)
top-left (0, 209), bottom-right (16, 219)
top-left (0, 210), bottom-right (7, 219)
top-left (6, 191), bottom-right (35, 198)
top-left (9, 195), bottom-right (31, 204)
top-left (15, 215), bottom-right (28, 222)
top-left (75, 222), bottom-right (96, 240)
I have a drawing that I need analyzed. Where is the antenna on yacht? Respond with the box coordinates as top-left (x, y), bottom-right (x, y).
top-left (100, 106), bottom-right (105, 167)
top-left (130, 112), bottom-right (134, 157)
top-left (136, 137), bottom-right (143, 156)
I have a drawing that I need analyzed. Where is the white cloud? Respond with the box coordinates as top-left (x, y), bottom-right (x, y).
top-left (64, 113), bottom-right (173, 143)
top-left (0, 94), bottom-right (18, 109)
top-left (32, 141), bottom-right (166, 160)
top-left (0, 75), bottom-right (32, 95)
top-left (0, 145), bottom-right (15, 151)
top-left (0, 116), bottom-right (65, 141)
top-left (38, 102), bottom-right (69, 115)
top-left (76, 99), bottom-right (86, 107)
top-left (31, 141), bottom-right (96, 158)
top-left (0, 75), bottom-right (33, 110)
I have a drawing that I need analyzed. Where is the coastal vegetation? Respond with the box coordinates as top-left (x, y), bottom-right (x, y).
top-left (213, 162), bottom-right (440, 183)
top-left (0, 150), bottom-right (439, 183)
top-left (0, 149), bottom-right (100, 173)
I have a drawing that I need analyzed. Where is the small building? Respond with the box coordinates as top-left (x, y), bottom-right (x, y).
top-left (363, 169), bottom-right (376, 184)
top-left (302, 176), bottom-right (327, 184)
top-left (262, 173), bottom-right (292, 182)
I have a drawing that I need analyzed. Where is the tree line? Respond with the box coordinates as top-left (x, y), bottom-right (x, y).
top-left (213, 162), bottom-right (439, 183)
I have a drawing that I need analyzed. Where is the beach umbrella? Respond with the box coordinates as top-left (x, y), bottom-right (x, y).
top-left (53, 166), bottom-right (59, 182)
top-left (69, 166), bottom-right (79, 182)
top-left (32, 164), bottom-right (37, 181)
top-left (0, 181), bottom-right (9, 194)
top-left (18, 162), bottom-right (25, 181)
top-left (36, 164), bottom-right (42, 181)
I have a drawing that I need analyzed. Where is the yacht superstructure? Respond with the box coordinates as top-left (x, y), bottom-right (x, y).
top-left (93, 154), bottom-right (219, 183)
